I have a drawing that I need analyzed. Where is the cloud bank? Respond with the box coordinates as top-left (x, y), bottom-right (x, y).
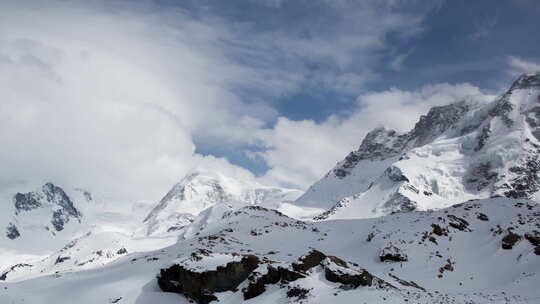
top-left (1, 0), bottom-right (524, 202)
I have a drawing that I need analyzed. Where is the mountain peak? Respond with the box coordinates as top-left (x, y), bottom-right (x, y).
top-left (510, 72), bottom-right (540, 90)
top-left (6, 183), bottom-right (82, 240)
top-left (141, 169), bottom-right (301, 236)
top-left (296, 75), bottom-right (540, 218)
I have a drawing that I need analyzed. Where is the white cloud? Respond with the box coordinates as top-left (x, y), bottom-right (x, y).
top-left (507, 56), bottom-right (540, 76)
top-left (256, 83), bottom-right (493, 189)
top-left (0, 0), bottom-right (266, 200)
top-left (0, 0), bottom-right (442, 201)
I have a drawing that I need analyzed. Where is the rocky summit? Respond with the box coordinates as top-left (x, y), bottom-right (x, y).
top-left (7, 183), bottom-right (82, 239)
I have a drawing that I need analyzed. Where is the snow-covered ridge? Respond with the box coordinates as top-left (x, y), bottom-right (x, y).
top-left (296, 73), bottom-right (540, 220)
top-left (142, 169), bottom-right (302, 236)
top-left (2, 197), bottom-right (538, 303)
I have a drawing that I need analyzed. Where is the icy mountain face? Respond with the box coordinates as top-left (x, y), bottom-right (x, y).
top-left (5, 183), bottom-right (83, 240)
top-left (142, 170), bottom-right (302, 236)
top-left (297, 73), bottom-right (540, 219)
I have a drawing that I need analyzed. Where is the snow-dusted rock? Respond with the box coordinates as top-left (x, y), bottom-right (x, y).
top-left (5, 183), bottom-right (82, 240)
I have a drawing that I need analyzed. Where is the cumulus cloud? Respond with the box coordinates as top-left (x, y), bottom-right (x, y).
top-left (0, 0), bottom-right (442, 201)
top-left (0, 0), bottom-right (265, 200)
top-left (256, 83), bottom-right (494, 189)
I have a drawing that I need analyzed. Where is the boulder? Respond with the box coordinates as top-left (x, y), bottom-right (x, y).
top-left (379, 245), bottom-right (408, 262)
top-left (158, 255), bottom-right (259, 304)
top-left (501, 231), bottom-right (522, 249)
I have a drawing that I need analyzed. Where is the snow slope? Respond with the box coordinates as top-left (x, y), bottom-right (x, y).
top-left (296, 73), bottom-right (540, 220)
top-left (0, 198), bottom-right (538, 303)
top-left (0, 182), bottom-right (174, 276)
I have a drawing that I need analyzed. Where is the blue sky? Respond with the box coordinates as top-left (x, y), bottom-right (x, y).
top-left (1, 0), bottom-right (539, 200)
top-left (189, 0), bottom-right (540, 175)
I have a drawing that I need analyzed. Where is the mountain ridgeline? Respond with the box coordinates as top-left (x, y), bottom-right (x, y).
top-left (0, 74), bottom-right (539, 304)
top-left (296, 73), bottom-right (540, 220)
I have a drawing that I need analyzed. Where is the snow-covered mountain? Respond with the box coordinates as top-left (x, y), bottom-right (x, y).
top-left (0, 75), bottom-right (538, 304)
top-left (142, 169), bottom-right (302, 236)
top-left (6, 183), bottom-right (84, 238)
top-left (296, 73), bottom-right (540, 220)
top-left (0, 183), bottom-right (95, 254)
top-left (1, 197), bottom-right (538, 303)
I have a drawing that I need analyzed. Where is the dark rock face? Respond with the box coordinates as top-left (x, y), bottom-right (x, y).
top-left (476, 213), bottom-right (489, 221)
top-left (158, 255), bottom-right (260, 304)
top-left (524, 231), bottom-right (540, 247)
top-left (244, 250), bottom-right (327, 300)
top-left (116, 248), bottom-right (128, 255)
top-left (386, 166), bottom-right (409, 183)
top-left (313, 197), bottom-right (351, 221)
top-left (286, 286), bottom-right (310, 299)
top-left (431, 224), bottom-right (447, 236)
top-left (489, 93), bottom-right (515, 128)
top-left (159, 250), bottom-right (390, 303)
top-left (410, 102), bottom-right (469, 146)
top-left (42, 183), bottom-right (81, 226)
top-left (509, 73), bottom-right (540, 90)
top-left (474, 125), bottom-right (491, 151)
top-left (322, 256), bottom-right (389, 289)
top-left (324, 266), bottom-right (374, 288)
top-left (379, 246), bottom-right (408, 262)
top-left (503, 157), bottom-right (540, 200)
top-left (54, 256), bottom-right (71, 264)
top-left (383, 192), bottom-right (417, 213)
top-left (447, 215), bottom-right (470, 231)
top-left (0, 263), bottom-right (32, 281)
top-left (244, 265), bottom-right (306, 300)
top-left (6, 223), bottom-right (20, 240)
top-left (332, 128), bottom-right (409, 178)
top-left (292, 250), bottom-right (327, 272)
top-left (465, 162), bottom-right (498, 192)
top-left (14, 192), bottom-right (42, 211)
top-left (501, 231), bottom-right (522, 249)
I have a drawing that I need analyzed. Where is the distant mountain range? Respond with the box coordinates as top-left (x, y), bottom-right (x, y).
top-left (0, 74), bottom-right (539, 304)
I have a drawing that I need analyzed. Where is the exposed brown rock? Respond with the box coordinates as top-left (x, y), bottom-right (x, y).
top-left (524, 231), bottom-right (540, 246)
top-left (324, 265), bottom-right (375, 288)
top-left (286, 286), bottom-right (310, 299)
top-left (379, 245), bottom-right (408, 262)
top-left (502, 231), bottom-right (522, 249)
top-left (244, 265), bottom-right (306, 300)
top-left (158, 255), bottom-right (259, 304)
top-left (476, 213), bottom-right (489, 221)
top-left (431, 224), bottom-right (446, 236)
top-left (447, 215), bottom-right (470, 231)
top-left (292, 249), bottom-right (327, 272)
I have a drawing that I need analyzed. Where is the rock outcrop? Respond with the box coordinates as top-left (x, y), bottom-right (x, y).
top-left (158, 254), bottom-right (260, 304)
top-left (158, 249), bottom-right (390, 304)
